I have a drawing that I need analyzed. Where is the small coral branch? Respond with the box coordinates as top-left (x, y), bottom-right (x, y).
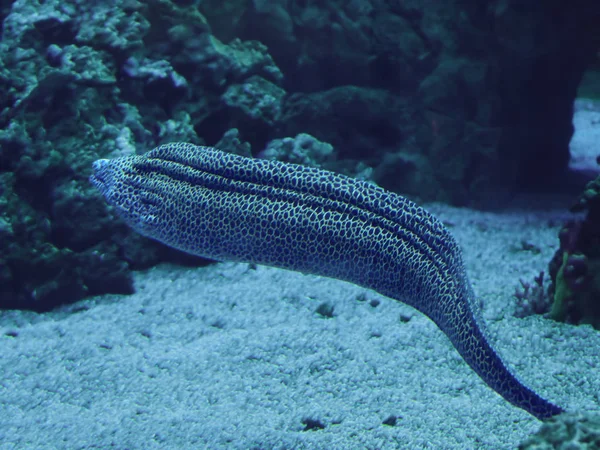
top-left (513, 271), bottom-right (552, 318)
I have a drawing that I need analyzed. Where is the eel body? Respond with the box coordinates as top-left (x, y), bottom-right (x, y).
top-left (91, 142), bottom-right (563, 420)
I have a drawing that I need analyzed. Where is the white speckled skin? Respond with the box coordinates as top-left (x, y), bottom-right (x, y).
top-left (91, 142), bottom-right (563, 420)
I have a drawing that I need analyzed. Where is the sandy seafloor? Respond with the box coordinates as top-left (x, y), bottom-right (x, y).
top-left (1, 104), bottom-right (600, 449)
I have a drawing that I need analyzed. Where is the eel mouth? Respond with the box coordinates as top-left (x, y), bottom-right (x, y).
top-left (90, 159), bottom-right (110, 196)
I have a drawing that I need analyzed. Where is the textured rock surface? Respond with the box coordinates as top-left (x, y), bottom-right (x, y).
top-left (519, 412), bottom-right (600, 449)
top-left (548, 174), bottom-right (600, 328)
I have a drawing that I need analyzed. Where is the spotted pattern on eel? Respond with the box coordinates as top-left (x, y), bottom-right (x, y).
top-left (91, 142), bottom-right (564, 420)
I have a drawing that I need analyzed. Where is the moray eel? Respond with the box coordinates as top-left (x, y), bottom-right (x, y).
top-left (91, 142), bottom-right (564, 420)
